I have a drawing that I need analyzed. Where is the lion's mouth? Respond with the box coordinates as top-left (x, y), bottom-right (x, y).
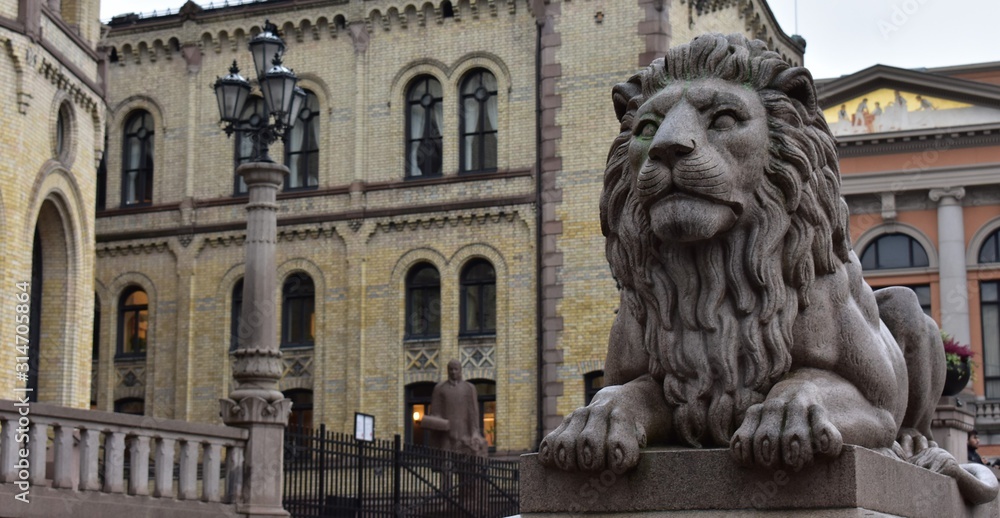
top-left (648, 193), bottom-right (739, 243)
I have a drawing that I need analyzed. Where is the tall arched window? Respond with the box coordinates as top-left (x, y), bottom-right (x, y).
top-left (980, 229), bottom-right (1000, 397)
top-left (406, 76), bottom-right (443, 178)
top-left (284, 389), bottom-right (314, 430)
top-left (282, 273), bottom-right (315, 348)
top-left (459, 69), bottom-right (498, 173)
top-left (584, 370), bottom-right (606, 405)
top-left (285, 90), bottom-right (320, 190)
top-left (405, 382), bottom-right (436, 446)
top-left (471, 379), bottom-right (497, 450)
top-left (460, 259), bottom-right (496, 336)
top-left (859, 233), bottom-right (929, 270)
top-left (121, 110), bottom-right (154, 206)
top-left (234, 98), bottom-right (266, 195)
top-left (117, 287), bottom-right (148, 358)
top-left (406, 263), bottom-right (440, 339)
top-left (230, 278), bottom-right (244, 351)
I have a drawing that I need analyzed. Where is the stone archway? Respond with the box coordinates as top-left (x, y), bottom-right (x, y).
top-left (28, 199), bottom-right (72, 403)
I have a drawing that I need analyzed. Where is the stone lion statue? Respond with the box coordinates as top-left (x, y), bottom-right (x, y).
top-left (539, 33), bottom-right (998, 504)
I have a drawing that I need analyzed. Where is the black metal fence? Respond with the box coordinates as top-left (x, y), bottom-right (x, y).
top-left (283, 425), bottom-right (519, 518)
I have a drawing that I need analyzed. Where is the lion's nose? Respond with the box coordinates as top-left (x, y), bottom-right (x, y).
top-left (648, 137), bottom-right (695, 168)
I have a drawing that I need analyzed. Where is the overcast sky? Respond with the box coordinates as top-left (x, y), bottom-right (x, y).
top-left (100, 0), bottom-right (999, 79)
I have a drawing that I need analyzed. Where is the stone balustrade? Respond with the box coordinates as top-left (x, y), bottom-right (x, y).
top-left (0, 400), bottom-right (248, 517)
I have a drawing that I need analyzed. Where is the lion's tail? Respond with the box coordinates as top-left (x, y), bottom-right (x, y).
top-left (953, 463), bottom-right (1000, 506)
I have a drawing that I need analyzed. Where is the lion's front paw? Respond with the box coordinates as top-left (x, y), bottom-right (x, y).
top-left (538, 403), bottom-right (646, 473)
top-left (730, 396), bottom-right (843, 471)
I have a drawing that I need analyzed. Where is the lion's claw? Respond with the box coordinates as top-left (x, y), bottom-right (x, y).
top-left (538, 403), bottom-right (644, 473)
top-left (730, 398), bottom-right (842, 471)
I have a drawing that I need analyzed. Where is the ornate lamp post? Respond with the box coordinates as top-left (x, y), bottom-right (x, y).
top-left (214, 20), bottom-right (299, 517)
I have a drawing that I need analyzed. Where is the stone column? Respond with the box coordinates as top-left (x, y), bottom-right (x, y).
top-left (220, 161), bottom-right (292, 518)
top-left (932, 396), bottom-right (976, 462)
top-left (929, 187), bottom-right (970, 346)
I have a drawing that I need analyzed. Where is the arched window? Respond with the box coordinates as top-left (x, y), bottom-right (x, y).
top-left (859, 233), bottom-right (929, 270)
top-left (230, 278), bottom-right (244, 351)
top-left (979, 229), bottom-right (1000, 264)
top-left (121, 110), bottom-right (154, 206)
top-left (459, 70), bottom-right (498, 173)
top-left (234, 97), bottom-right (266, 195)
top-left (471, 379), bottom-right (497, 450)
top-left (285, 90), bottom-right (320, 190)
top-left (117, 287), bottom-right (148, 358)
top-left (284, 389), bottom-right (314, 430)
top-left (980, 229), bottom-right (1000, 397)
top-left (282, 273), bottom-right (315, 348)
top-left (405, 382), bottom-right (436, 446)
top-left (96, 130), bottom-right (108, 211)
top-left (93, 293), bottom-right (101, 361)
top-left (460, 259), bottom-right (496, 336)
top-left (406, 76), bottom-right (443, 178)
top-left (584, 370), bottom-right (606, 405)
top-left (114, 397), bottom-right (144, 415)
top-left (406, 264), bottom-right (440, 339)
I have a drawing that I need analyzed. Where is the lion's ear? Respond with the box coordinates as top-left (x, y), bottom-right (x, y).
top-left (772, 67), bottom-right (819, 118)
top-left (612, 80), bottom-right (641, 123)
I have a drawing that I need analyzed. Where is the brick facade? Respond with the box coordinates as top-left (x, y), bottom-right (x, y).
top-left (0, 0), bottom-right (103, 408)
top-left (92, 0), bottom-right (801, 452)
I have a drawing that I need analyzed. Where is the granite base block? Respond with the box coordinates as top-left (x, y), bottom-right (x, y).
top-left (519, 446), bottom-right (1000, 518)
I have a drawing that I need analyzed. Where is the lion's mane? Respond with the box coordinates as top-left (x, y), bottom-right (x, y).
top-left (600, 34), bottom-right (852, 447)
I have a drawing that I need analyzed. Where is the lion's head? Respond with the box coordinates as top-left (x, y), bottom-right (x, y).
top-left (600, 34), bottom-right (852, 448)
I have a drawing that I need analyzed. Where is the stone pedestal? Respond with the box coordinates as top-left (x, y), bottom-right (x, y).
top-left (934, 396), bottom-right (977, 462)
top-left (519, 446), bottom-right (1000, 517)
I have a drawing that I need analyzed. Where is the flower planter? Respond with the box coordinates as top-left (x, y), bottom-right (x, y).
top-left (942, 357), bottom-right (971, 396)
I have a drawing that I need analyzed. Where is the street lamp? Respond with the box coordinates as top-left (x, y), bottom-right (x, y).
top-left (215, 19), bottom-right (295, 517)
top-left (213, 19), bottom-right (303, 162)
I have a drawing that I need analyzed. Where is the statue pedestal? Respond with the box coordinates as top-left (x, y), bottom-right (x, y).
top-left (519, 446), bottom-right (999, 517)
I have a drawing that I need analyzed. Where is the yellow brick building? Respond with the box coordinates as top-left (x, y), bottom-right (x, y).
top-left (0, 0), bottom-right (103, 409)
top-left (93, 0), bottom-right (802, 453)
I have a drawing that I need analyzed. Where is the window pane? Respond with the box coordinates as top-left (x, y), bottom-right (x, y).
top-left (483, 283), bottom-right (496, 331)
top-left (126, 290), bottom-right (148, 306)
top-left (485, 95), bottom-right (498, 132)
top-left (428, 78), bottom-right (442, 98)
top-left (876, 234), bottom-right (910, 268)
top-left (911, 241), bottom-right (929, 267)
top-left (483, 133), bottom-right (498, 170)
top-left (427, 289), bottom-right (440, 335)
top-left (465, 287), bottom-right (481, 332)
top-left (482, 400), bottom-right (496, 447)
top-left (983, 303), bottom-right (1000, 378)
top-left (983, 282), bottom-right (998, 303)
top-left (981, 234), bottom-right (998, 263)
top-left (481, 71), bottom-right (497, 92)
top-left (860, 245), bottom-right (876, 270)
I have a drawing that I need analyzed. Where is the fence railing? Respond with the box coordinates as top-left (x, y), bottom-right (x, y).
top-left (0, 400), bottom-right (247, 517)
top-left (283, 425), bottom-right (519, 518)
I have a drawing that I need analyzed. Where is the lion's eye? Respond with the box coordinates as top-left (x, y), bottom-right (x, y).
top-left (710, 113), bottom-right (738, 130)
top-left (636, 121), bottom-right (658, 138)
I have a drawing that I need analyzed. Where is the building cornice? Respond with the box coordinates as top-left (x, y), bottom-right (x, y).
top-left (96, 194), bottom-right (534, 243)
top-left (840, 162), bottom-right (1000, 196)
top-left (834, 124), bottom-right (1000, 157)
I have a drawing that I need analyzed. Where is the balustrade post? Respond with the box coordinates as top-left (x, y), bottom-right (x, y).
top-left (78, 428), bottom-right (101, 491)
top-left (178, 440), bottom-right (199, 500)
top-left (227, 444), bottom-right (245, 504)
top-left (27, 422), bottom-right (46, 485)
top-left (129, 435), bottom-right (151, 496)
top-left (203, 442), bottom-right (222, 502)
top-left (0, 418), bottom-right (17, 482)
top-left (104, 431), bottom-right (126, 493)
top-left (52, 424), bottom-right (75, 488)
top-left (154, 437), bottom-right (176, 497)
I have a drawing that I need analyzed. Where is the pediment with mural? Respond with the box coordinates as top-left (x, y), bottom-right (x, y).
top-left (822, 89), bottom-right (1000, 137)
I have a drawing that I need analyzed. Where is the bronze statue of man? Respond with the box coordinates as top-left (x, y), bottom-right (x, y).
top-left (428, 359), bottom-right (486, 457)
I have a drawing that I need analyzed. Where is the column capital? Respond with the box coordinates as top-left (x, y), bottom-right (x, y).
top-left (929, 187), bottom-right (966, 203)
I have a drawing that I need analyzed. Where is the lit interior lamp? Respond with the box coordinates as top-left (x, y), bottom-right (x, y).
top-left (413, 410), bottom-right (422, 422)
